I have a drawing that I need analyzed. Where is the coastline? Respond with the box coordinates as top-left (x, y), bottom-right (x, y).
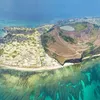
top-left (0, 63), bottom-right (74, 72)
top-left (82, 54), bottom-right (100, 60)
top-left (1, 18), bottom-right (100, 72)
top-left (1, 53), bottom-right (100, 72)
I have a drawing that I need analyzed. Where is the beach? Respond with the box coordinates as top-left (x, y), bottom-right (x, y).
top-left (0, 62), bottom-right (74, 72)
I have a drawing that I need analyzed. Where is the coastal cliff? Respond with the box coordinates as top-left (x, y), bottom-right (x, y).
top-left (41, 21), bottom-right (100, 64)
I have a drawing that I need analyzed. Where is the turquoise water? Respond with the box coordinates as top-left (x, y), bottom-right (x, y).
top-left (0, 59), bottom-right (100, 100)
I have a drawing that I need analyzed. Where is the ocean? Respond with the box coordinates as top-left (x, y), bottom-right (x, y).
top-left (0, 0), bottom-right (100, 99)
top-left (0, 19), bottom-right (45, 37)
top-left (0, 58), bottom-right (100, 100)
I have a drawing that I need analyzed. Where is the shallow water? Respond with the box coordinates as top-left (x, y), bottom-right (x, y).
top-left (0, 59), bottom-right (100, 100)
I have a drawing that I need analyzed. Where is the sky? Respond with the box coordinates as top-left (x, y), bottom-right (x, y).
top-left (0, 0), bottom-right (100, 22)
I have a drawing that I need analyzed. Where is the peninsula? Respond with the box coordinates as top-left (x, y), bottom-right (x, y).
top-left (0, 17), bottom-right (100, 71)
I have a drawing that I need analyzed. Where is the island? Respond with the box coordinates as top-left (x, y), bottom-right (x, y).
top-left (0, 17), bottom-right (100, 71)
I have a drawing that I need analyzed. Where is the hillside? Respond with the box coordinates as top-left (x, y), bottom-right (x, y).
top-left (41, 22), bottom-right (100, 64)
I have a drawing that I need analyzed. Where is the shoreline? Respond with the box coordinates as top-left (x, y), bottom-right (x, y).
top-left (1, 53), bottom-right (100, 72)
top-left (0, 54), bottom-right (100, 72)
top-left (0, 63), bottom-right (74, 72)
